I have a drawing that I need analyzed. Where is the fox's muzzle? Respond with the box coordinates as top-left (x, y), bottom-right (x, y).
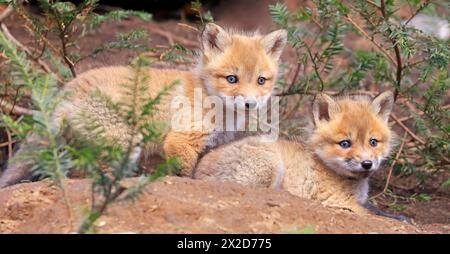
top-left (245, 99), bottom-right (258, 109)
top-left (361, 160), bottom-right (373, 170)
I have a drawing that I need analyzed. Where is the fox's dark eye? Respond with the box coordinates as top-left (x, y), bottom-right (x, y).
top-left (369, 138), bottom-right (378, 147)
top-left (257, 77), bottom-right (266, 85)
top-left (339, 140), bottom-right (351, 149)
top-left (226, 75), bottom-right (238, 84)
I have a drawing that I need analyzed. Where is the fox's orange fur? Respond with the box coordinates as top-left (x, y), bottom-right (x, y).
top-left (0, 23), bottom-right (287, 187)
top-left (194, 91), bottom-right (395, 214)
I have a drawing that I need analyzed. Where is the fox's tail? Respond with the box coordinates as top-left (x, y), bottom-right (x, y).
top-left (0, 133), bottom-right (43, 188)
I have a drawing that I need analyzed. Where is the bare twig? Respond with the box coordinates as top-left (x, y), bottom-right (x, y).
top-left (305, 45), bottom-right (324, 91)
top-left (0, 139), bottom-right (17, 148)
top-left (8, 86), bottom-right (21, 115)
top-left (49, 4), bottom-right (79, 78)
top-left (277, 89), bottom-right (377, 97)
top-left (309, 15), bottom-right (324, 30)
top-left (56, 25), bottom-right (76, 77)
top-left (403, 58), bottom-right (426, 70)
top-left (177, 23), bottom-right (199, 32)
top-left (60, 40), bottom-right (76, 77)
top-left (371, 132), bottom-right (408, 200)
top-left (150, 26), bottom-right (199, 48)
top-left (276, 90), bottom-right (314, 97)
top-left (5, 128), bottom-right (13, 159)
top-left (288, 60), bottom-right (302, 91)
top-left (343, 15), bottom-right (396, 65)
top-left (32, 30), bottom-right (49, 60)
top-left (401, 99), bottom-right (423, 116)
top-left (404, 0), bottom-right (431, 26)
top-left (0, 4), bottom-right (14, 23)
top-left (0, 99), bottom-right (33, 116)
top-left (440, 155), bottom-right (450, 164)
top-left (391, 45), bottom-right (403, 101)
top-left (390, 113), bottom-right (426, 145)
top-left (380, 0), bottom-right (403, 101)
top-left (389, 182), bottom-right (422, 191)
top-left (365, 0), bottom-right (381, 10)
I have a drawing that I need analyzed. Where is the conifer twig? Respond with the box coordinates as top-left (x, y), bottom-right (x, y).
top-left (0, 23), bottom-right (63, 83)
top-left (58, 180), bottom-right (75, 233)
top-left (0, 0), bottom-right (55, 79)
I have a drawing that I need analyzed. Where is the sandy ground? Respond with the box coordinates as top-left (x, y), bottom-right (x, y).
top-left (2, 176), bottom-right (445, 234)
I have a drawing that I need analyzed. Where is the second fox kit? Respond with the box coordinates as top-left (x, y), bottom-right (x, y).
top-left (194, 91), bottom-right (395, 214)
top-left (0, 23), bottom-right (287, 188)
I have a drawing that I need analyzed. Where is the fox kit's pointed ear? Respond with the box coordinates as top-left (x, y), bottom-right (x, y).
top-left (201, 23), bottom-right (231, 56)
top-left (371, 91), bottom-right (394, 122)
top-left (312, 93), bottom-right (340, 125)
top-left (261, 29), bottom-right (288, 60)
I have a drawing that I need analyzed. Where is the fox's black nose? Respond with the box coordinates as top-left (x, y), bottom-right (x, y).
top-left (245, 101), bottom-right (257, 109)
top-left (361, 160), bottom-right (373, 170)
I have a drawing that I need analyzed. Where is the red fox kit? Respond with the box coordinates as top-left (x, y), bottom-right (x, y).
top-left (194, 91), bottom-right (395, 214)
top-left (0, 23), bottom-right (287, 188)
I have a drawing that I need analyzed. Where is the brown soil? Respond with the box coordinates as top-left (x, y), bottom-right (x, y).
top-left (370, 169), bottom-right (450, 227)
top-left (0, 176), bottom-right (444, 234)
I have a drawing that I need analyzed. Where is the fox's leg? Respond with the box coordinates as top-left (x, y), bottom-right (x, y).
top-left (0, 133), bottom-right (43, 188)
top-left (363, 202), bottom-right (413, 223)
top-left (163, 130), bottom-right (210, 177)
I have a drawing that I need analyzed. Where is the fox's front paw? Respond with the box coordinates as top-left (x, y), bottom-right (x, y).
top-left (391, 214), bottom-right (414, 224)
top-left (363, 202), bottom-right (413, 224)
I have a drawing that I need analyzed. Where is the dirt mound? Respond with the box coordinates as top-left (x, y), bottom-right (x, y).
top-left (0, 176), bottom-right (442, 234)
